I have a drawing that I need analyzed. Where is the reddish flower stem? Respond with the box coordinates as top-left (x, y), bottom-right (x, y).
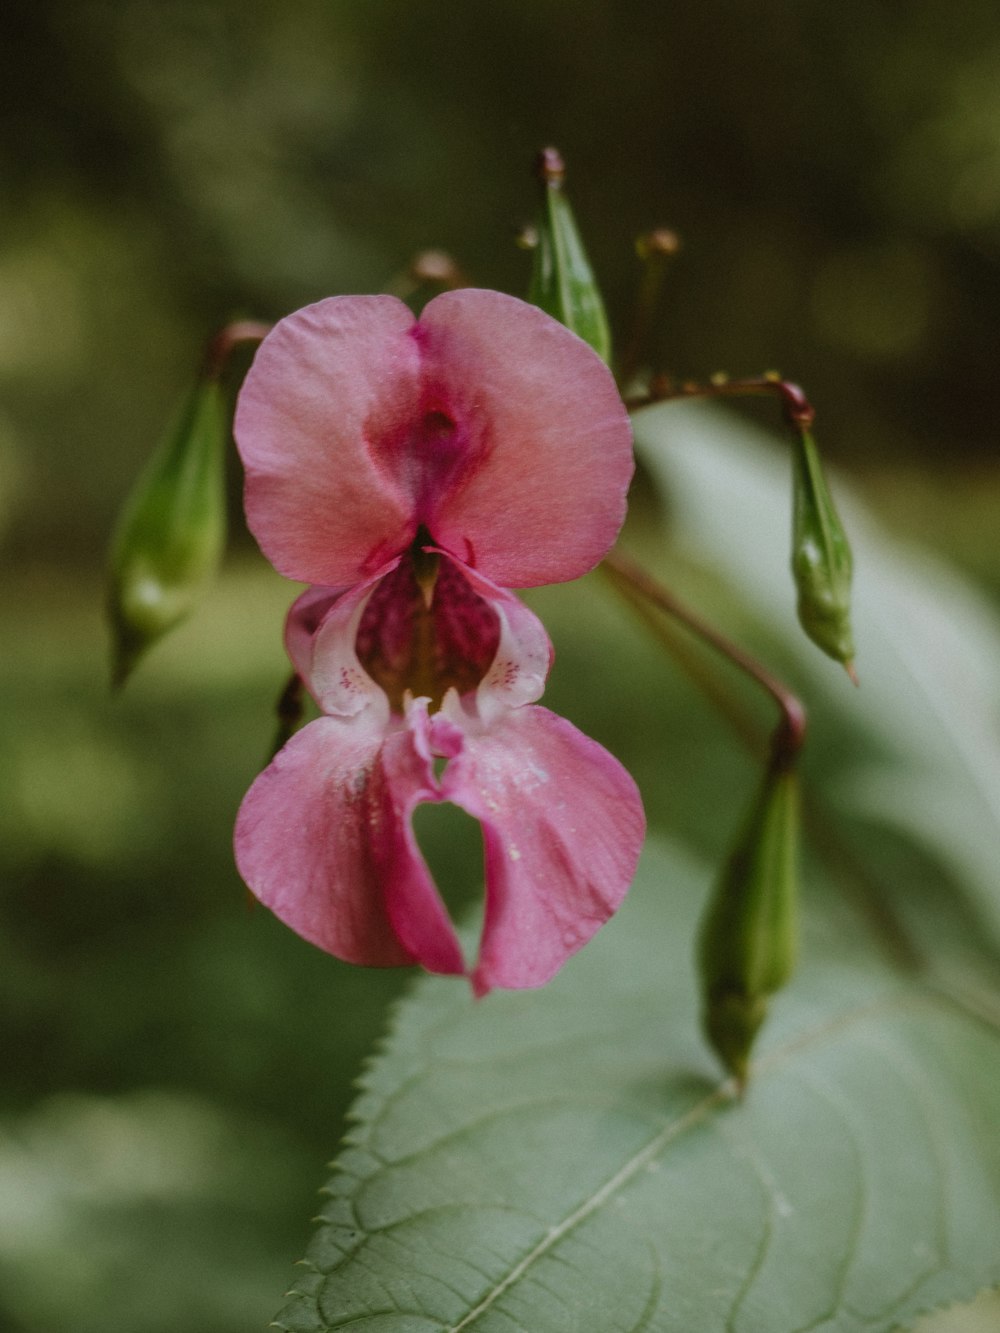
top-left (384, 250), bottom-right (468, 303)
top-left (604, 550), bottom-right (926, 970)
top-left (201, 320), bottom-right (273, 381)
top-left (625, 372), bottom-right (815, 431)
top-left (269, 670), bottom-right (305, 760)
top-left (617, 229), bottom-right (682, 391)
top-left (603, 547), bottom-right (806, 770)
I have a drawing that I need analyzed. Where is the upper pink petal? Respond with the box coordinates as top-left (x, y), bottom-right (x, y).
top-left (234, 709), bottom-right (465, 975)
top-left (237, 290), bottom-right (633, 591)
top-left (434, 702), bottom-right (645, 995)
top-left (417, 289), bottom-right (634, 587)
top-left (235, 296), bottom-right (420, 586)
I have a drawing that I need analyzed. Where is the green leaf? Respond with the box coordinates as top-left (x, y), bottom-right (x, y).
top-left (274, 839), bottom-right (1000, 1332)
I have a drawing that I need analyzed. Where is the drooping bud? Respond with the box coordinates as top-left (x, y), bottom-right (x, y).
top-left (698, 759), bottom-right (800, 1088)
top-left (107, 377), bottom-right (227, 686)
top-left (791, 425), bottom-right (856, 676)
top-left (527, 147), bottom-right (612, 363)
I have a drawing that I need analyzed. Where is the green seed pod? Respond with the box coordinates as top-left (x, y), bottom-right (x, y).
top-left (107, 377), bottom-right (227, 686)
top-left (527, 147), bottom-right (612, 364)
top-left (792, 428), bottom-right (856, 673)
top-left (698, 762), bottom-right (799, 1087)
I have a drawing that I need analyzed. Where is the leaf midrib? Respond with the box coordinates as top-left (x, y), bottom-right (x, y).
top-left (442, 985), bottom-right (946, 1333)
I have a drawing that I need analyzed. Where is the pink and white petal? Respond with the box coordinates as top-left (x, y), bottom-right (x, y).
top-left (435, 704), bottom-right (645, 995)
top-left (236, 296), bottom-right (421, 586)
top-left (234, 715), bottom-right (416, 968)
top-left (292, 560), bottom-right (399, 722)
top-left (433, 555), bottom-right (553, 722)
top-left (284, 585), bottom-right (345, 686)
top-left (417, 289), bottom-right (634, 587)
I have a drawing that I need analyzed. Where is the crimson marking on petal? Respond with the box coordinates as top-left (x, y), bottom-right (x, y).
top-left (355, 549), bottom-right (501, 712)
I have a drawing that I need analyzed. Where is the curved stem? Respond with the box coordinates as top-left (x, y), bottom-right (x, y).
top-left (603, 548), bottom-right (923, 971)
top-left (617, 229), bottom-right (681, 391)
top-left (625, 372), bottom-right (815, 429)
top-left (602, 547), bottom-right (806, 771)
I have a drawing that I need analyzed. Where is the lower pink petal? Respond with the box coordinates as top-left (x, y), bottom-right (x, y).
top-left (435, 704), bottom-right (645, 995)
top-left (234, 712), bottom-right (464, 974)
top-left (377, 700), bottom-right (467, 976)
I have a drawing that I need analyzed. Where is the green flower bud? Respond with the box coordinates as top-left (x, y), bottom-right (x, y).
top-left (107, 377), bottom-right (227, 687)
top-left (527, 147), bottom-right (612, 363)
top-left (698, 763), bottom-right (799, 1087)
top-left (791, 428), bottom-right (856, 674)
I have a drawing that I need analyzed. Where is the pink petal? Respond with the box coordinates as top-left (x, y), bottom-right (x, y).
top-left (430, 555), bottom-right (553, 722)
top-left (378, 699), bottom-right (468, 976)
top-left (283, 584), bottom-right (344, 689)
top-left (234, 715), bottom-right (411, 967)
top-left (235, 296), bottom-right (420, 586)
top-left (434, 702), bottom-right (645, 995)
top-left (289, 561), bottom-right (400, 720)
top-left (418, 289), bottom-right (634, 587)
top-left (234, 710), bottom-right (465, 975)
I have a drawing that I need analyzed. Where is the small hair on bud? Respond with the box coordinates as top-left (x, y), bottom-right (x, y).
top-left (535, 146), bottom-right (566, 186)
top-left (636, 228), bottom-right (681, 259)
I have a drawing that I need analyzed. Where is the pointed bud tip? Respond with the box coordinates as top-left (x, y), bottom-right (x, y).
top-left (535, 146), bottom-right (566, 186)
top-left (110, 645), bottom-right (147, 692)
top-left (702, 990), bottom-right (767, 1088)
top-left (107, 606), bottom-right (147, 691)
top-left (845, 660), bottom-right (860, 687)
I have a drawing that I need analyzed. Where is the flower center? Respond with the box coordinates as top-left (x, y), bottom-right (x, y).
top-left (355, 536), bottom-right (501, 712)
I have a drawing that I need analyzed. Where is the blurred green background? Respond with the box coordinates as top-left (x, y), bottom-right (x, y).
top-left (2, 2), bottom-right (999, 1329)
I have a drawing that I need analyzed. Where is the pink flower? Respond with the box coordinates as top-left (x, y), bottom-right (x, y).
top-left (233, 288), bottom-right (645, 994)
